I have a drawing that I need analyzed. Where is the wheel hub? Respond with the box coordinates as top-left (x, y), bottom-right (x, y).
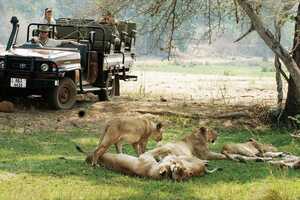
top-left (59, 87), bottom-right (70, 104)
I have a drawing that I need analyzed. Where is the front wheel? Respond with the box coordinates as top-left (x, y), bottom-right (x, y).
top-left (0, 88), bottom-right (7, 101)
top-left (47, 78), bottom-right (77, 109)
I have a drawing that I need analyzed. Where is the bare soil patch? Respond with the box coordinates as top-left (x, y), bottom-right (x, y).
top-left (0, 70), bottom-right (279, 132)
top-left (0, 96), bottom-right (270, 135)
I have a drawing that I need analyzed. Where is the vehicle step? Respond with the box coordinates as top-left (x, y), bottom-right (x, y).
top-left (124, 75), bottom-right (138, 81)
top-left (78, 86), bottom-right (101, 93)
top-left (82, 80), bottom-right (90, 86)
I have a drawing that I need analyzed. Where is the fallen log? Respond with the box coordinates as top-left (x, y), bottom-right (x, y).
top-left (134, 109), bottom-right (202, 119)
top-left (135, 109), bottom-right (249, 120)
top-left (214, 111), bottom-right (249, 119)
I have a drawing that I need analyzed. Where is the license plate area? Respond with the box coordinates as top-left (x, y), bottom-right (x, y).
top-left (10, 78), bottom-right (27, 88)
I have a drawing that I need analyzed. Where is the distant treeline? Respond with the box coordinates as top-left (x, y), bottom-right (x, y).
top-left (0, 0), bottom-right (295, 59)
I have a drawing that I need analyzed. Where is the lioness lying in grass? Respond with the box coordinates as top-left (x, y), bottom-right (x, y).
top-left (221, 139), bottom-right (285, 162)
top-left (268, 154), bottom-right (300, 169)
top-left (144, 127), bottom-right (226, 161)
top-left (221, 139), bottom-right (300, 169)
top-left (77, 145), bottom-right (220, 181)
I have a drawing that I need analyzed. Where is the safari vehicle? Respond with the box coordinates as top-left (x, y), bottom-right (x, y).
top-left (0, 16), bottom-right (137, 109)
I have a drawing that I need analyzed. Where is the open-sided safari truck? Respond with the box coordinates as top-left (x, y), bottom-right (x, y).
top-left (0, 16), bottom-right (137, 109)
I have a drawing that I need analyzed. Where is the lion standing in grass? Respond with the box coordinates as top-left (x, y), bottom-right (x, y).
top-left (91, 117), bottom-right (164, 166)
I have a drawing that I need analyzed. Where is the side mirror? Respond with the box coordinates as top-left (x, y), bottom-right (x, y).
top-left (89, 31), bottom-right (96, 45)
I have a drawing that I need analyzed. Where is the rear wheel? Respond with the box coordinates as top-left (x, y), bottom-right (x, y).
top-left (48, 78), bottom-right (77, 109)
top-left (115, 76), bottom-right (120, 96)
top-left (97, 73), bottom-right (116, 101)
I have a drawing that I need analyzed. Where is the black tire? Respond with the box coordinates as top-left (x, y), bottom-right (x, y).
top-left (47, 78), bottom-right (77, 109)
top-left (115, 76), bottom-right (120, 96)
top-left (0, 88), bottom-right (7, 101)
top-left (97, 73), bottom-right (116, 101)
top-left (97, 89), bottom-right (108, 101)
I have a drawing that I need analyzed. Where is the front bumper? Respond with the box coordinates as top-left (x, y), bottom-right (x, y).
top-left (0, 71), bottom-right (59, 90)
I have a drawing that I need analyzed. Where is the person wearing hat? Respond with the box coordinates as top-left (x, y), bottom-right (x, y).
top-left (41, 8), bottom-right (56, 37)
top-left (42, 8), bottom-right (56, 24)
top-left (31, 25), bottom-right (58, 47)
top-left (32, 25), bottom-right (80, 48)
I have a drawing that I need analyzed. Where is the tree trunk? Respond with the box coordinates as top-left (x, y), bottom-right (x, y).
top-left (236, 0), bottom-right (300, 119)
top-left (274, 20), bottom-right (283, 109)
top-left (285, 5), bottom-right (300, 117)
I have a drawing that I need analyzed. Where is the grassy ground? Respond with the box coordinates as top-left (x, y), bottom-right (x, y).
top-left (134, 61), bottom-right (276, 77)
top-left (1, 118), bottom-right (300, 200)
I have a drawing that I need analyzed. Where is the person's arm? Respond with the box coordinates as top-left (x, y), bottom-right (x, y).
top-left (61, 40), bottom-right (80, 46)
top-left (31, 36), bottom-right (40, 44)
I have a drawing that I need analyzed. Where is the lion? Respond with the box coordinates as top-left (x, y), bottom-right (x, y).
top-left (0, 101), bottom-right (14, 113)
top-left (76, 145), bottom-right (220, 181)
top-left (221, 139), bottom-right (283, 162)
top-left (91, 117), bottom-right (164, 166)
top-left (268, 155), bottom-right (300, 169)
top-left (144, 127), bottom-right (226, 161)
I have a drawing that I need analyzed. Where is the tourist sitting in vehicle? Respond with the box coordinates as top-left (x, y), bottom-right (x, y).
top-left (31, 25), bottom-right (79, 48)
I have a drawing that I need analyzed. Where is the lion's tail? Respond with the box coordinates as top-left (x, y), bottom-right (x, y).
top-left (205, 167), bottom-right (222, 174)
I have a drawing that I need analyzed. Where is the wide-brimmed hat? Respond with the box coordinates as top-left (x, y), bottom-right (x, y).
top-left (38, 25), bottom-right (50, 32)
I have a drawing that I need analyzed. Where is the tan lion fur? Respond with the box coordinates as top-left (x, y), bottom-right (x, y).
top-left (144, 127), bottom-right (226, 161)
top-left (268, 155), bottom-right (300, 169)
top-left (221, 138), bottom-right (278, 157)
top-left (91, 117), bottom-right (164, 166)
top-left (82, 149), bottom-right (211, 181)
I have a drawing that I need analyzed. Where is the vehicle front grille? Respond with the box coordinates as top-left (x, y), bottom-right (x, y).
top-left (5, 56), bottom-right (33, 71)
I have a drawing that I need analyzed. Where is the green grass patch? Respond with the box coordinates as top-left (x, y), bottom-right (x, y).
top-left (134, 62), bottom-right (277, 77)
top-left (0, 123), bottom-right (300, 200)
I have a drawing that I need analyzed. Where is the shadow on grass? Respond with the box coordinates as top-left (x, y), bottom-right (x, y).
top-left (0, 128), bottom-right (300, 189)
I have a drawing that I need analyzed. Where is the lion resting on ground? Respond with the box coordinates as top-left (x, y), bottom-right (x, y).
top-left (91, 117), bottom-right (164, 166)
top-left (77, 145), bottom-right (219, 181)
top-left (144, 127), bottom-right (226, 161)
top-left (76, 126), bottom-right (223, 180)
top-left (221, 139), bottom-right (300, 169)
top-left (268, 155), bottom-right (300, 169)
top-left (221, 139), bottom-right (285, 162)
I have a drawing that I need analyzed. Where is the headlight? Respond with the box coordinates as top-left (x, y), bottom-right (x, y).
top-left (40, 63), bottom-right (49, 72)
top-left (0, 60), bottom-right (4, 69)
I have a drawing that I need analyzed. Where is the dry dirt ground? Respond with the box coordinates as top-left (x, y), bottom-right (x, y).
top-left (123, 65), bottom-right (285, 105)
top-left (0, 68), bottom-right (279, 133)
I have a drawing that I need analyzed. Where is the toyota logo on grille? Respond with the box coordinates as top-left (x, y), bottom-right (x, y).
top-left (19, 63), bottom-right (27, 69)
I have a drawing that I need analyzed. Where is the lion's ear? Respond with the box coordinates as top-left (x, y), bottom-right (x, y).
top-left (249, 138), bottom-right (257, 142)
top-left (199, 127), bottom-right (207, 135)
top-left (156, 122), bottom-right (163, 130)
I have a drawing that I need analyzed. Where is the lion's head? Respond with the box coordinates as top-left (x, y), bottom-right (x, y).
top-left (151, 122), bottom-right (164, 142)
top-left (249, 138), bottom-right (278, 153)
top-left (197, 127), bottom-right (218, 143)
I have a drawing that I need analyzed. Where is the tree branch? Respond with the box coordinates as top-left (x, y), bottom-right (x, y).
top-left (236, 0), bottom-right (300, 94)
top-left (234, 24), bottom-right (254, 43)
